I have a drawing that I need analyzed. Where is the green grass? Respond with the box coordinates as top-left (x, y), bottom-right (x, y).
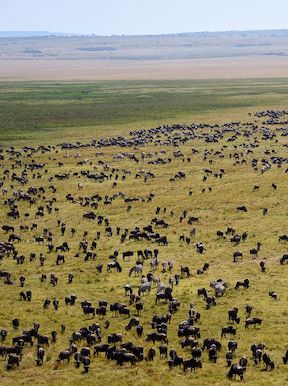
top-left (1, 79), bottom-right (288, 144)
top-left (0, 80), bottom-right (288, 386)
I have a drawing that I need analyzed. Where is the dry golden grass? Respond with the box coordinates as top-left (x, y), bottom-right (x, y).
top-left (0, 104), bottom-right (287, 386)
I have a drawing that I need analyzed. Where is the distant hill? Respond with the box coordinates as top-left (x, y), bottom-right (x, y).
top-left (0, 31), bottom-right (74, 38)
top-left (0, 29), bottom-right (288, 61)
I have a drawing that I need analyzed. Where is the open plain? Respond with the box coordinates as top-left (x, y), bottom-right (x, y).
top-left (0, 31), bottom-right (288, 386)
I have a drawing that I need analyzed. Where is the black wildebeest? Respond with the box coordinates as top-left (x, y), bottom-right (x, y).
top-left (221, 326), bottom-right (236, 339)
top-left (107, 333), bottom-right (122, 344)
top-left (107, 261), bottom-right (122, 273)
top-left (280, 254), bottom-right (288, 265)
top-left (183, 358), bottom-right (202, 372)
top-left (36, 346), bottom-right (45, 365)
top-left (146, 332), bottom-right (168, 344)
top-left (227, 364), bottom-right (245, 380)
top-left (116, 352), bottom-right (136, 367)
top-left (180, 266), bottom-right (190, 277)
top-left (145, 347), bottom-right (156, 361)
top-left (245, 317), bottom-right (262, 329)
top-left (263, 353), bottom-right (275, 371)
top-left (235, 278), bottom-right (249, 289)
top-left (57, 350), bottom-right (72, 363)
top-left (6, 354), bottom-right (20, 370)
top-left (236, 205), bottom-right (247, 212)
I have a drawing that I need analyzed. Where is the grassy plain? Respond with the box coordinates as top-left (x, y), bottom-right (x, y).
top-left (0, 79), bottom-right (287, 386)
top-left (1, 78), bottom-right (288, 144)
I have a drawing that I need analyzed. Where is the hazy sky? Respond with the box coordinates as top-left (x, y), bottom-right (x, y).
top-left (2, 0), bottom-right (288, 35)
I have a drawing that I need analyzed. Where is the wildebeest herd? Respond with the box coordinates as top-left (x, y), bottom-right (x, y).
top-left (0, 109), bottom-right (288, 384)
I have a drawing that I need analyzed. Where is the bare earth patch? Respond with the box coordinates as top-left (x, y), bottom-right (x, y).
top-left (1, 56), bottom-right (288, 81)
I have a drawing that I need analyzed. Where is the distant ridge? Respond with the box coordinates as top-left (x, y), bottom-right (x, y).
top-left (0, 29), bottom-right (288, 39)
top-left (0, 31), bottom-right (77, 38)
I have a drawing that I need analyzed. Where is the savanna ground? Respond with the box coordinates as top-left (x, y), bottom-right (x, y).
top-left (0, 79), bottom-right (288, 386)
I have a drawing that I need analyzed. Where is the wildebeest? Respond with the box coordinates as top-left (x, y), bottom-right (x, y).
top-left (236, 205), bottom-right (247, 212)
top-left (138, 281), bottom-right (152, 296)
top-left (145, 347), bottom-right (156, 361)
top-left (210, 280), bottom-right (228, 297)
top-left (57, 350), bottom-right (72, 363)
top-left (146, 332), bottom-right (168, 344)
top-left (116, 352), bottom-right (136, 367)
top-left (202, 338), bottom-right (221, 351)
top-left (129, 264), bottom-right (143, 277)
top-left (263, 353), bottom-right (275, 371)
top-left (6, 354), bottom-right (20, 370)
top-left (235, 278), bottom-right (249, 289)
top-left (227, 364), bottom-right (245, 380)
top-left (221, 326), bottom-right (236, 339)
top-left (280, 254), bottom-right (288, 265)
top-left (36, 346), bottom-right (45, 365)
top-left (168, 353), bottom-right (183, 368)
top-left (245, 317), bottom-right (262, 329)
top-left (107, 261), bottom-right (122, 272)
top-left (183, 358), bottom-right (202, 372)
top-left (180, 266), bottom-right (190, 277)
top-left (108, 333), bottom-right (122, 344)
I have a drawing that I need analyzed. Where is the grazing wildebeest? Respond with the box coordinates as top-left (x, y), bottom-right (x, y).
top-left (245, 317), bottom-right (262, 329)
top-left (180, 266), bottom-right (190, 277)
top-left (228, 307), bottom-right (240, 324)
top-left (202, 338), bottom-right (221, 351)
top-left (2, 225), bottom-right (14, 233)
top-left (205, 295), bottom-right (216, 309)
top-left (235, 278), bottom-right (249, 289)
top-left (245, 304), bottom-right (253, 317)
top-left (279, 234), bottom-right (288, 243)
top-left (208, 344), bottom-right (218, 363)
top-left (82, 305), bottom-right (96, 318)
top-left (263, 353), bottom-right (275, 371)
top-left (231, 235), bottom-right (241, 244)
top-left (283, 350), bottom-right (288, 364)
top-left (221, 326), bottom-right (236, 339)
top-left (155, 287), bottom-right (173, 303)
top-left (146, 332), bottom-right (168, 344)
top-left (228, 340), bottom-right (238, 353)
top-left (37, 334), bottom-right (49, 346)
top-left (210, 280), bottom-right (227, 297)
top-left (36, 346), bottom-right (45, 365)
top-left (183, 358), bottom-right (202, 372)
top-left (227, 364), bottom-right (245, 380)
top-left (145, 347), bottom-right (156, 361)
top-left (96, 306), bottom-right (107, 318)
top-left (107, 261), bottom-right (122, 273)
top-left (260, 261), bottom-right (266, 272)
top-left (6, 354), bottom-right (20, 369)
top-left (129, 264), bottom-right (143, 277)
top-left (135, 302), bottom-right (143, 315)
top-left (236, 205), bottom-right (247, 212)
top-left (168, 353), bottom-right (183, 368)
top-left (197, 288), bottom-right (207, 298)
top-left (181, 337), bottom-right (199, 349)
top-left (108, 333), bottom-right (122, 345)
top-left (122, 251), bottom-right (134, 261)
top-left (269, 291), bottom-right (278, 300)
top-left (116, 352), bottom-right (136, 367)
top-left (280, 254), bottom-right (288, 265)
top-left (138, 281), bottom-right (152, 296)
top-left (57, 350), bottom-right (72, 363)
top-left (233, 251), bottom-right (243, 262)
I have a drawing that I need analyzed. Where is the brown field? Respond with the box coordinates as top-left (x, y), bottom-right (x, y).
top-left (1, 56), bottom-right (288, 81)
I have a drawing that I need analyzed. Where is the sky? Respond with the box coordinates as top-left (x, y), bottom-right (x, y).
top-left (2, 0), bottom-right (288, 35)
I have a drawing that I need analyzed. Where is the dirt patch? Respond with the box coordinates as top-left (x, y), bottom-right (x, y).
top-left (1, 56), bottom-right (288, 81)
